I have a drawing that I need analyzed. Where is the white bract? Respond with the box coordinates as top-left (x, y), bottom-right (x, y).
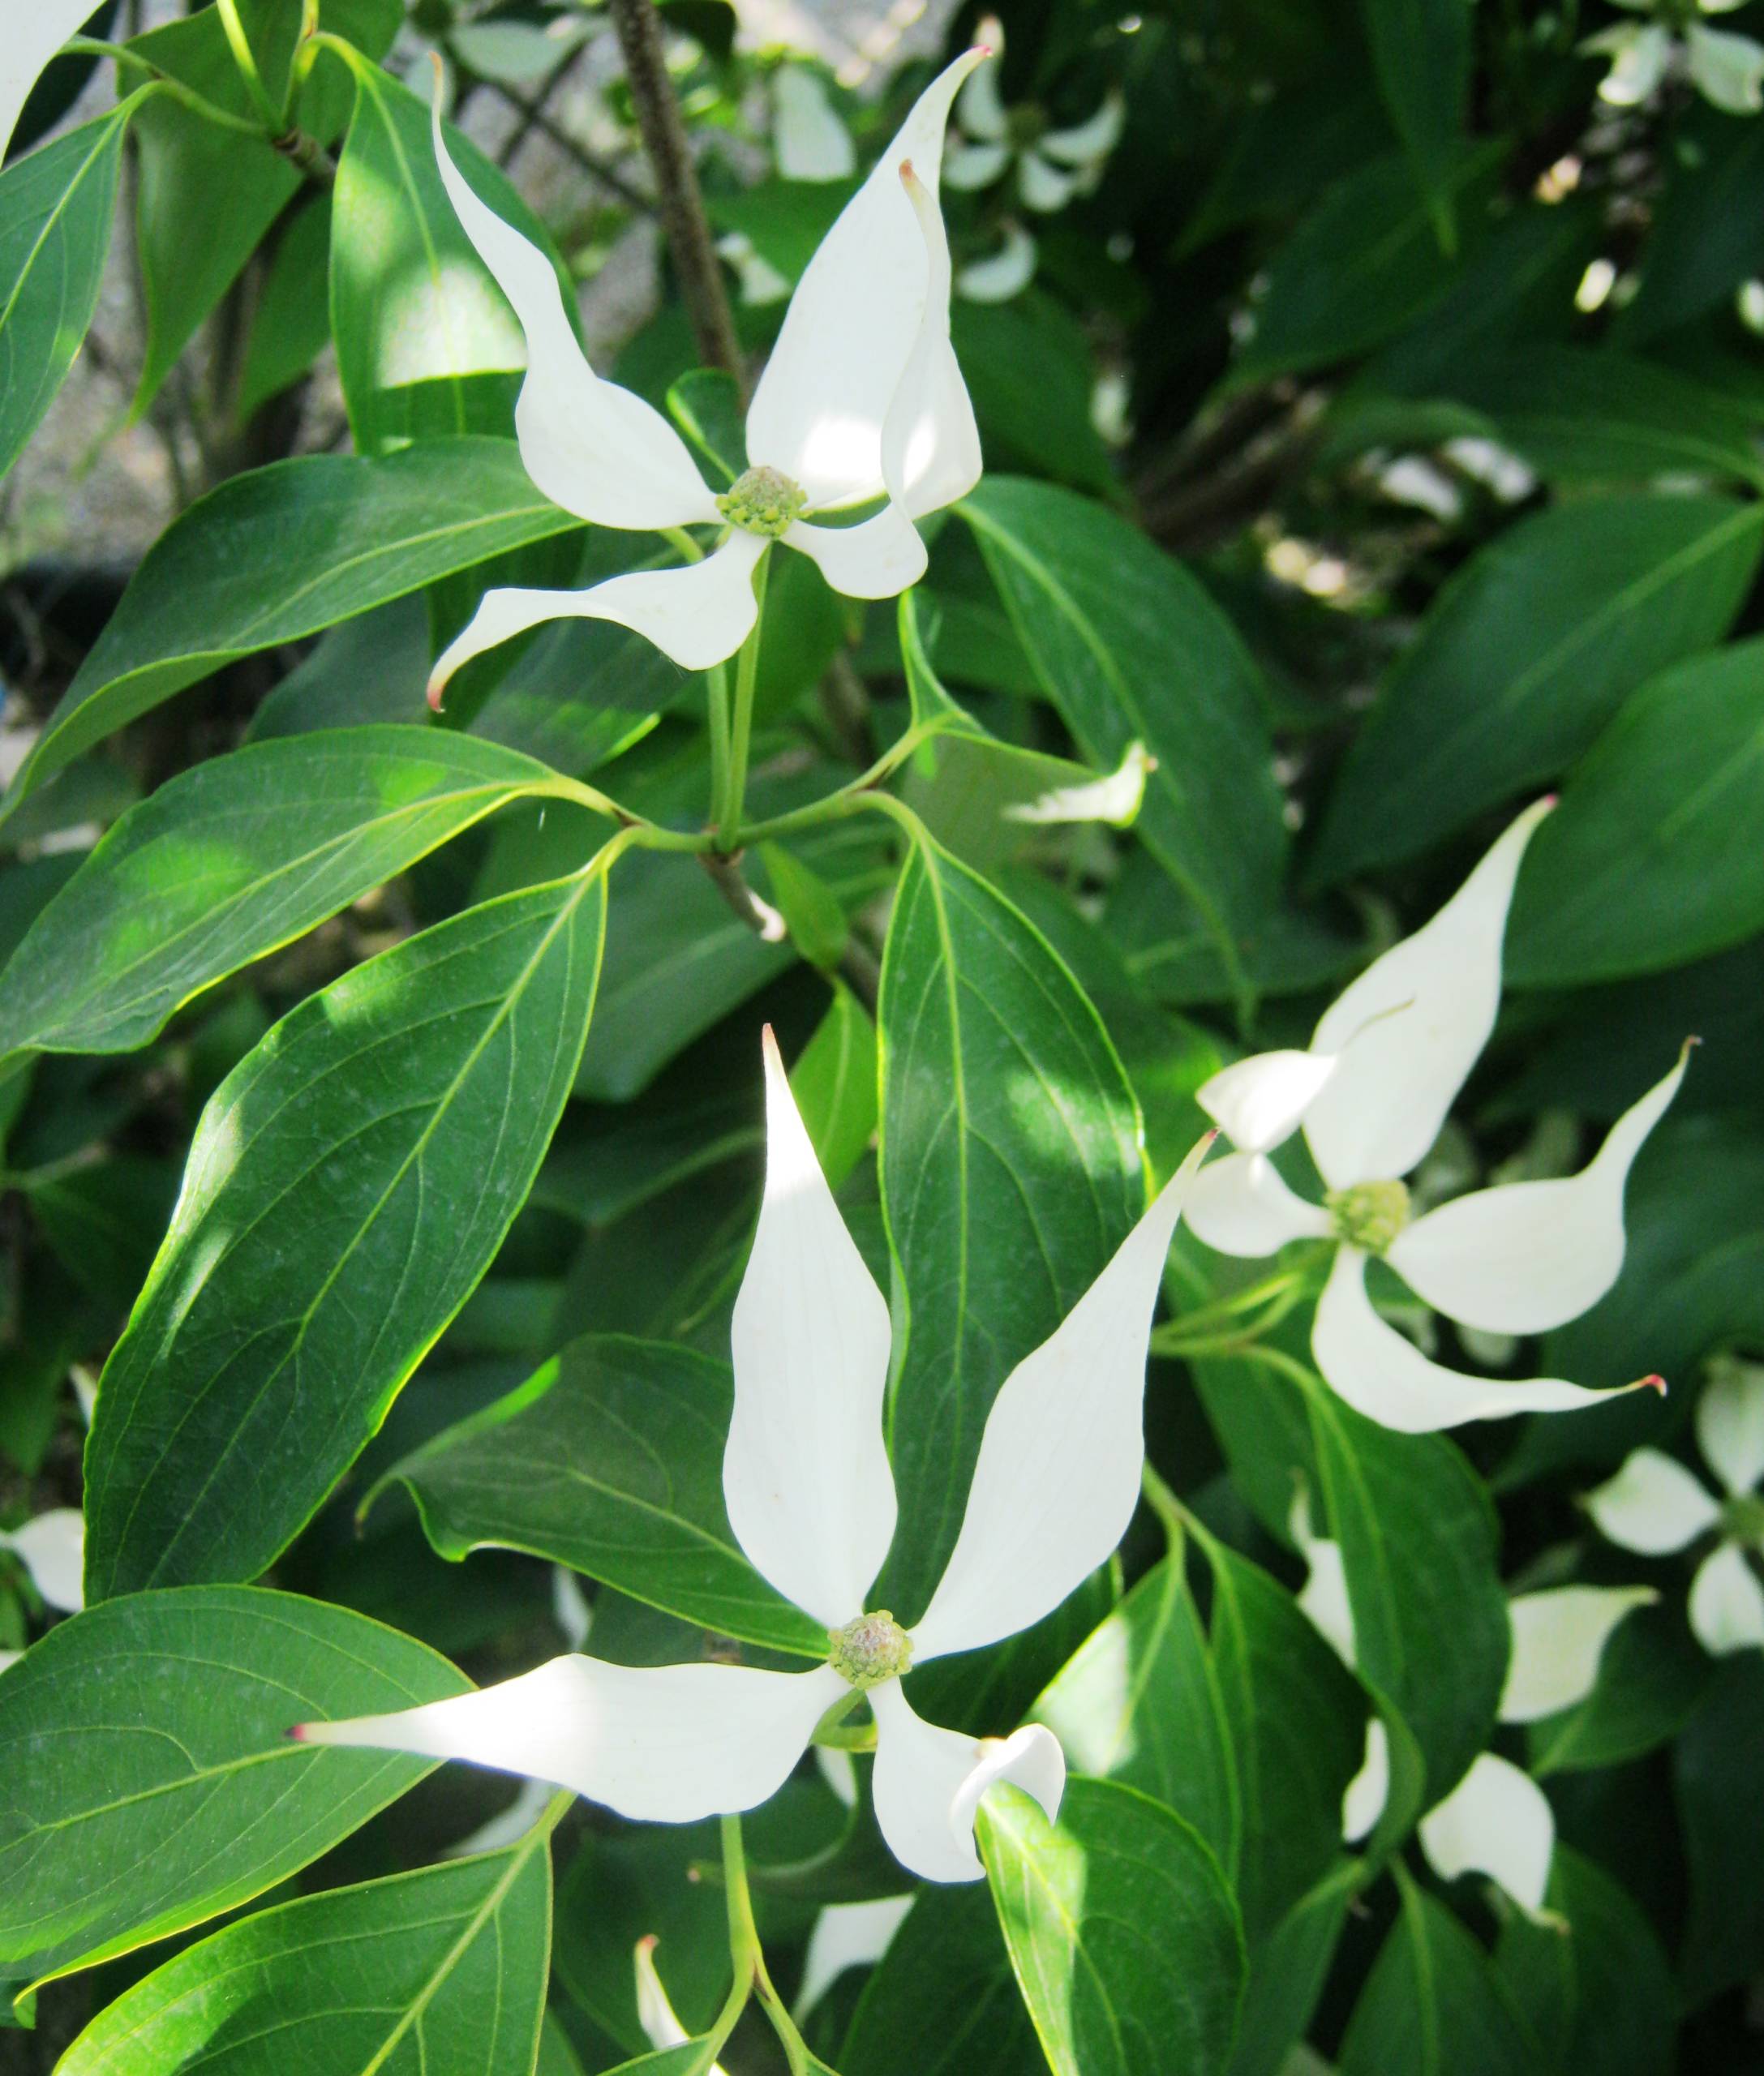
top-left (771, 66), bottom-right (855, 181)
top-left (1583, 0), bottom-right (1764, 114)
top-left (1586, 1353), bottom-right (1764, 1655)
top-left (1185, 800), bottom-right (1689, 1432)
top-left (0, 0), bottom-right (103, 161)
top-left (297, 1033), bottom-right (1211, 1883)
top-left (424, 52), bottom-right (988, 701)
top-left (1294, 1491), bottom-right (1654, 1911)
top-left (0, 1506), bottom-right (85, 1615)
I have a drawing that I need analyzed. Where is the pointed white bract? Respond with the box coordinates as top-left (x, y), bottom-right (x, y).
top-left (1587, 1357), bottom-right (1764, 1658)
top-left (1418, 1754), bottom-right (1556, 1915)
top-left (425, 54), bottom-right (989, 700)
top-left (298, 1030), bottom-right (1212, 1881)
top-left (1584, 10), bottom-right (1764, 111)
top-left (795, 1895), bottom-right (914, 2021)
top-left (1190, 802), bottom-right (1689, 1432)
top-left (0, 1507), bottom-right (84, 1613)
top-left (1500, 1585), bottom-right (1656, 1722)
top-left (1, 0), bottom-right (100, 162)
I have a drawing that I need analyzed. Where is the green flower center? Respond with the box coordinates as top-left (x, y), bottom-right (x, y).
top-left (716, 465), bottom-right (807, 539)
top-left (828, 1610), bottom-right (912, 1690)
top-left (1723, 1494), bottom-right (1764, 1546)
top-left (1325, 1178), bottom-right (1412, 1256)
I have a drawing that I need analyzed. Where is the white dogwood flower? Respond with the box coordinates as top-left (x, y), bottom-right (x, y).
top-left (1586, 1353), bottom-right (1764, 1655)
top-left (1584, 0), bottom-right (1764, 114)
top-left (1294, 1490), bottom-right (1653, 1911)
top-left (0, 0), bottom-right (103, 161)
top-left (945, 18), bottom-right (1124, 214)
top-left (297, 1034), bottom-right (1210, 1884)
top-left (1185, 800), bottom-right (1689, 1432)
top-left (424, 52), bottom-right (988, 701)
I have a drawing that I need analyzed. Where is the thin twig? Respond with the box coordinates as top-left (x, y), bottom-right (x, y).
top-left (484, 77), bottom-right (657, 214)
top-left (606, 0), bottom-right (744, 384)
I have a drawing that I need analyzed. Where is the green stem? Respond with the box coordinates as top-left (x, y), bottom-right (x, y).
top-left (1141, 1462), bottom-right (1186, 1553)
top-left (716, 550), bottom-right (771, 847)
top-left (706, 659), bottom-right (734, 843)
top-left (214, 0), bottom-right (285, 131)
top-left (72, 41), bottom-right (267, 137)
top-left (719, 1813), bottom-right (813, 2074)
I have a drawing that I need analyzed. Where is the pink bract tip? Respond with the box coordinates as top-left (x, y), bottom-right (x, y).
top-left (1638, 1374), bottom-right (1667, 1397)
top-left (974, 41), bottom-right (994, 58)
top-left (286, 1722), bottom-right (309, 1742)
top-left (426, 677), bottom-right (446, 713)
top-left (1540, 792), bottom-right (1559, 809)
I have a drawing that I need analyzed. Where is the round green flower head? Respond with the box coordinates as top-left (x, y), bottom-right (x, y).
top-left (828, 1610), bottom-right (913, 1690)
top-left (1325, 1178), bottom-right (1411, 1257)
top-left (717, 465), bottom-right (808, 539)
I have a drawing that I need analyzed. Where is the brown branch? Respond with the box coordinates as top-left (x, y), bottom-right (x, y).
top-left (484, 77), bottom-right (657, 216)
top-left (606, 0), bottom-right (744, 386)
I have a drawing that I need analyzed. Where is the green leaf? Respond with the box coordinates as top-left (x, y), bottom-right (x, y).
top-left (1526, 1602), bottom-right (1714, 1776)
top-left (1030, 1552), bottom-right (1239, 1875)
top-left (330, 60), bottom-right (577, 453)
top-left (1234, 144), bottom-right (1503, 382)
top-left (1307, 1385), bottom-right (1508, 1812)
top-left (84, 871), bottom-right (610, 1599)
top-left (1310, 493), bottom-right (1764, 883)
top-left (1443, 346), bottom-right (1764, 490)
top-left (667, 367), bottom-right (746, 485)
top-left (1506, 640), bottom-right (1764, 983)
top-left (1359, 0), bottom-right (1470, 250)
top-left (758, 843), bottom-right (849, 973)
top-left (1, 440), bottom-right (581, 819)
top-left (0, 1585), bottom-right (466, 2013)
top-left (1615, 112), bottom-right (1764, 346)
top-left (876, 834), bottom-right (1142, 1619)
top-left (951, 295), bottom-right (1116, 495)
top-left (960, 476), bottom-right (1286, 998)
top-left (0, 727), bottom-right (570, 1057)
top-left (842, 1886), bottom-right (1038, 2076)
top-left (376, 1333), bottom-right (825, 1655)
top-left (790, 981), bottom-right (878, 1191)
top-left (58, 1835), bottom-right (552, 2074)
top-left (0, 103), bottom-right (131, 483)
top-left (980, 1776), bottom-right (1247, 2076)
top-left (1495, 1846), bottom-right (1676, 2076)
top-left (1197, 1526), bottom-right (1367, 1934)
top-left (234, 192), bottom-right (333, 422)
top-left (1675, 1653), bottom-right (1764, 2006)
top-left (1338, 1872), bottom-right (1542, 2076)
top-left (1225, 1861), bottom-right (1360, 2076)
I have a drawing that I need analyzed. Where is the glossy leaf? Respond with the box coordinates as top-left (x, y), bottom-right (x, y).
top-left (376, 1334), bottom-right (825, 1655)
top-left (0, 1586), bottom-right (466, 2013)
top-left (84, 872), bottom-right (609, 1598)
top-left (330, 60), bottom-right (577, 453)
top-left (1311, 494), bottom-right (1764, 883)
top-left (1506, 639), bottom-right (1764, 983)
top-left (0, 727), bottom-right (569, 1057)
top-left (791, 981), bottom-right (879, 1191)
top-left (1338, 1872), bottom-right (1543, 2076)
top-left (1307, 1385), bottom-right (1508, 1812)
top-left (876, 834), bottom-right (1143, 1619)
top-left (1225, 1861), bottom-right (1359, 2076)
top-left (58, 1837), bottom-right (552, 2074)
top-left (1526, 1602), bottom-right (1715, 1776)
top-left (961, 477), bottom-right (1286, 975)
top-left (842, 1886), bottom-right (1039, 2076)
top-left (0, 103), bottom-right (131, 483)
top-left (980, 1777), bottom-right (1247, 2076)
top-left (1030, 1552), bottom-right (1239, 1872)
top-left (1, 439), bottom-right (581, 818)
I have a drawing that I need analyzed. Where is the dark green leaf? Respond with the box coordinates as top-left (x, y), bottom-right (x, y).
top-left (1338, 1872), bottom-right (1542, 2076)
top-left (1526, 1602), bottom-right (1715, 1775)
top-left (376, 1333), bottom-right (824, 1655)
top-left (1031, 1552), bottom-right (1239, 1874)
top-left (1616, 113), bottom-right (1764, 346)
top-left (0, 727), bottom-right (569, 1057)
top-left (1225, 1861), bottom-right (1359, 2076)
top-left (234, 193), bottom-right (333, 422)
top-left (0, 104), bottom-right (130, 482)
top-left (1359, 0), bottom-right (1470, 250)
top-left (1311, 494), bottom-right (1764, 883)
top-left (876, 834), bottom-right (1142, 1618)
top-left (58, 1835), bottom-right (552, 2074)
top-left (84, 872), bottom-right (609, 1598)
top-left (1307, 1386), bottom-right (1507, 1812)
top-left (790, 981), bottom-right (878, 1191)
top-left (1507, 640), bottom-right (1764, 983)
top-left (980, 1776), bottom-right (1247, 2076)
top-left (842, 1886), bottom-right (1039, 2076)
top-left (0, 1586), bottom-right (466, 2014)
top-left (961, 475), bottom-right (1286, 997)
top-left (2, 440), bottom-right (581, 817)
top-left (1676, 1653), bottom-right (1764, 2007)
top-left (951, 295), bottom-right (1116, 495)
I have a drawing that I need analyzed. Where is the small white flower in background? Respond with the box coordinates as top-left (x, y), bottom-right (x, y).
top-left (945, 17), bottom-right (1125, 214)
top-left (0, 1508), bottom-right (84, 1616)
top-left (942, 17), bottom-right (1125, 303)
top-left (297, 1033), bottom-right (1212, 1883)
top-left (1583, 0), bottom-right (1764, 114)
top-left (0, 0), bottom-right (105, 161)
top-left (1185, 800), bottom-right (1690, 1433)
top-left (795, 1895), bottom-right (914, 2021)
top-left (1586, 1354), bottom-right (1764, 1654)
top-left (771, 66), bottom-right (856, 181)
top-left (1293, 1490), bottom-right (1655, 1912)
top-left (718, 230), bottom-right (793, 308)
top-left (424, 50), bottom-right (990, 698)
